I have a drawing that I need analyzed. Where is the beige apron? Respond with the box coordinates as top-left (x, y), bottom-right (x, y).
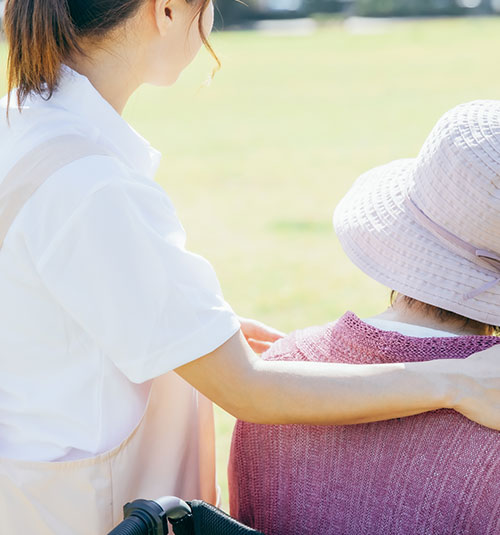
top-left (0, 137), bottom-right (217, 534)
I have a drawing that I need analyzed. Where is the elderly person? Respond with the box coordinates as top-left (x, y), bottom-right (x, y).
top-left (229, 101), bottom-right (500, 535)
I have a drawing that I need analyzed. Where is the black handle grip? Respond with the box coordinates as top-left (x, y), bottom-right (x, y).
top-left (107, 516), bottom-right (149, 535)
top-left (107, 499), bottom-right (169, 535)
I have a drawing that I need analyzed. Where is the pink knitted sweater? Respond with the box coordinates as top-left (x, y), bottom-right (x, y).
top-left (228, 312), bottom-right (500, 535)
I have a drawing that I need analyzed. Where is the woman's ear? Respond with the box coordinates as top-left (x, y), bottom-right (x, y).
top-left (154, 0), bottom-right (174, 36)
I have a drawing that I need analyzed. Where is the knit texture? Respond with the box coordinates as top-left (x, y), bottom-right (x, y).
top-left (228, 312), bottom-right (500, 535)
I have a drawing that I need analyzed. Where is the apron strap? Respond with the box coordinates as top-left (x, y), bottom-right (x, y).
top-left (0, 135), bottom-right (110, 248)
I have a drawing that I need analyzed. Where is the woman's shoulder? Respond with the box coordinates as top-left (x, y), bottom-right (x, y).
top-left (0, 125), bottom-right (174, 268)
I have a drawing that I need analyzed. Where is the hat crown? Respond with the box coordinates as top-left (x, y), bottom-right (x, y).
top-left (410, 100), bottom-right (500, 253)
top-left (333, 100), bottom-right (500, 325)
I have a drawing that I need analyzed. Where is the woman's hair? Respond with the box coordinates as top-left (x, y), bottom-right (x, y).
top-left (4, 0), bottom-right (218, 109)
top-left (390, 290), bottom-right (500, 336)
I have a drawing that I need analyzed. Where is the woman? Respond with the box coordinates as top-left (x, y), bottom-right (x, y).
top-left (229, 101), bottom-right (500, 534)
top-left (0, 1), bottom-right (499, 533)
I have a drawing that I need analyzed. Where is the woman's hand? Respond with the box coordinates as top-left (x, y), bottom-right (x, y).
top-left (238, 316), bottom-right (285, 354)
top-left (449, 345), bottom-right (500, 431)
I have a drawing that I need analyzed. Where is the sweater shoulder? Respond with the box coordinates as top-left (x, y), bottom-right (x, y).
top-left (262, 321), bottom-right (339, 362)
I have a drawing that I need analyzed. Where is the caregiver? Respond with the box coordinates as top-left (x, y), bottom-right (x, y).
top-left (1, 0), bottom-right (499, 533)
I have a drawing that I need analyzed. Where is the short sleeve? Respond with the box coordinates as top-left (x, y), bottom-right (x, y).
top-left (34, 174), bottom-right (240, 383)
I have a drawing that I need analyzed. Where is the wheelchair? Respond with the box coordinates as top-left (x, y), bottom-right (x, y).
top-left (107, 495), bottom-right (265, 535)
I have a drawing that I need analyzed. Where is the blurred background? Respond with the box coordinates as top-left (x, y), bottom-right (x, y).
top-left (211, 0), bottom-right (500, 25)
top-left (2, 0), bottom-right (500, 509)
top-left (3, 0), bottom-right (500, 30)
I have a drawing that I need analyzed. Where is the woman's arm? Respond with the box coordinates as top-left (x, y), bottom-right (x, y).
top-left (176, 330), bottom-right (500, 430)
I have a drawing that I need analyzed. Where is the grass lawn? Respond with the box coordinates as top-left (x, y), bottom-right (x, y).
top-left (2, 16), bottom-right (500, 508)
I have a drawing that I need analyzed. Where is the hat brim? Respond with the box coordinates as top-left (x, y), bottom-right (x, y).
top-left (333, 159), bottom-right (500, 326)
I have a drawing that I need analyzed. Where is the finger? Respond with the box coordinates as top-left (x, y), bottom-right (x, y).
top-left (240, 318), bottom-right (285, 342)
top-left (247, 339), bottom-right (274, 354)
top-left (250, 327), bottom-right (283, 343)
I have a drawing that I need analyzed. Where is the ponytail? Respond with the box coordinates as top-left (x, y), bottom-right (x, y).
top-left (5, 0), bottom-right (81, 109)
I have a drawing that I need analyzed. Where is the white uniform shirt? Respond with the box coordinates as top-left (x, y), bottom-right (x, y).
top-left (0, 67), bottom-right (240, 461)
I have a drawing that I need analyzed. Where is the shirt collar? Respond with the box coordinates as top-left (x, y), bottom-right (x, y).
top-left (48, 66), bottom-right (161, 179)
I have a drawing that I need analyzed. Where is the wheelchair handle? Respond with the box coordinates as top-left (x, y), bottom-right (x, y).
top-left (107, 496), bottom-right (191, 535)
top-left (155, 496), bottom-right (192, 520)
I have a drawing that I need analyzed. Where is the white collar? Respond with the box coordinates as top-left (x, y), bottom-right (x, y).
top-left (363, 317), bottom-right (459, 338)
top-left (47, 65), bottom-right (161, 179)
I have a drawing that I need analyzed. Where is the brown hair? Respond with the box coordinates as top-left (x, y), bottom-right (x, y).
top-left (4, 0), bottom-right (218, 110)
top-left (390, 290), bottom-right (500, 336)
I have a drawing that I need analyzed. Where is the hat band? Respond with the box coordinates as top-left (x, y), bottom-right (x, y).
top-left (406, 198), bottom-right (500, 301)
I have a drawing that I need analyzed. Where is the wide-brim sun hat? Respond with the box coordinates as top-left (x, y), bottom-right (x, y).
top-left (334, 100), bottom-right (500, 326)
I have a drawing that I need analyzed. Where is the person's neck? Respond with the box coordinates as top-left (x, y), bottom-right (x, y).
top-left (65, 44), bottom-right (144, 116)
top-left (369, 300), bottom-right (490, 336)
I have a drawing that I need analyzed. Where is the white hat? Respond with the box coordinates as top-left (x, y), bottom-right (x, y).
top-left (334, 100), bottom-right (500, 326)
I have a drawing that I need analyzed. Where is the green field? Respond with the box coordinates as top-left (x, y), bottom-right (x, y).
top-left (2, 16), bottom-right (500, 507)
